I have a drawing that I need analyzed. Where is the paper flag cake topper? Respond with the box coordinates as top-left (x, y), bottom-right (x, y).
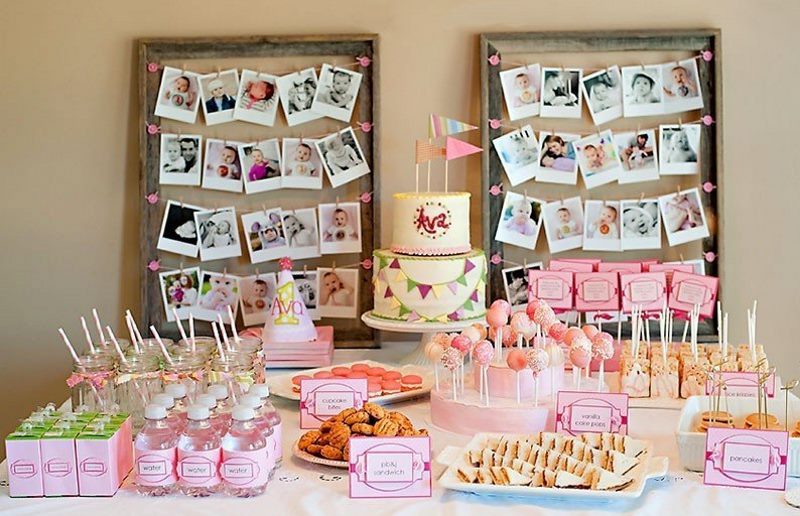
top-left (415, 140), bottom-right (446, 164)
top-left (262, 257), bottom-right (317, 343)
top-left (428, 114), bottom-right (477, 139)
top-left (445, 137), bottom-right (482, 160)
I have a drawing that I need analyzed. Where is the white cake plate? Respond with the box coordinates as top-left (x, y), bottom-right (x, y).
top-left (361, 310), bottom-right (483, 366)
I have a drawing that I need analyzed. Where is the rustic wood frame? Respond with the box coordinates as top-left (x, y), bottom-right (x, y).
top-left (138, 34), bottom-right (380, 347)
top-left (480, 29), bottom-right (722, 339)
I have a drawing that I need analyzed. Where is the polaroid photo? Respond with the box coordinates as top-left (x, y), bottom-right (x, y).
top-left (621, 65), bottom-right (664, 117)
top-left (664, 258), bottom-right (706, 276)
top-left (238, 273), bottom-right (277, 327)
top-left (293, 270), bottom-right (320, 320)
top-left (542, 196), bottom-right (584, 254)
top-left (574, 130), bottom-right (623, 189)
top-left (317, 267), bottom-right (359, 319)
top-left (502, 262), bottom-right (543, 312)
top-left (241, 208), bottom-right (289, 264)
top-left (233, 70), bottom-right (280, 126)
top-left (616, 130), bottom-right (659, 184)
top-left (159, 267), bottom-right (201, 322)
top-left (661, 59), bottom-right (703, 114)
top-left (281, 138), bottom-right (324, 190)
top-left (621, 199), bottom-right (662, 250)
top-left (658, 187), bottom-right (710, 246)
top-left (492, 125), bottom-right (539, 186)
top-left (540, 68), bottom-right (582, 119)
top-left (240, 139), bottom-right (281, 194)
top-left (202, 139), bottom-right (245, 193)
top-left (282, 208), bottom-right (321, 260)
top-left (277, 68), bottom-right (323, 126)
top-left (157, 200), bottom-right (203, 257)
top-left (495, 191), bottom-right (544, 250)
top-left (154, 66), bottom-right (201, 124)
top-left (311, 64), bottom-right (363, 122)
top-left (659, 124), bottom-right (701, 175)
top-left (195, 271), bottom-right (240, 323)
top-left (583, 200), bottom-right (622, 252)
top-left (319, 202), bottom-right (362, 255)
top-left (581, 66), bottom-right (622, 125)
top-left (194, 207), bottom-right (242, 262)
top-left (199, 69), bottom-right (239, 126)
top-left (500, 64), bottom-right (541, 120)
top-left (159, 134), bottom-right (202, 186)
top-left (315, 127), bottom-right (370, 188)
top-left (536, 132), bottom-right (580, 184)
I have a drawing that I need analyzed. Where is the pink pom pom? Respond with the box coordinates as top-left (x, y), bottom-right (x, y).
top-left (548, 322), bottom-right (568, 342)
top-left (563, 327), bottom-right (584, 346)
top-left (450, 335), bottom-right (471, 355)
top-left (506, 349), bottom-right (527, 372)
top-left (486, 307), bottom-right (509, 328)
top-left (569, 346), bottom-right (592, 369)
top-left (525, 299), bottom-right (542, 319)
top-left (490, 299), bottom-right (512, 316)
top-left (582, 325), bottom-right (599, 340)
top-left (510, 312), bottom-right (531, 334)
top-left (472, 340), bottom-right (494, 366)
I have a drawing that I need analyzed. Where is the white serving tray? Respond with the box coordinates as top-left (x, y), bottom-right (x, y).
top-left (437, 432), bottom-right (668, 501)
top-left (676, 392), bottom-right (800, 476)
top-left (267, 360), bottom-right (433, 406)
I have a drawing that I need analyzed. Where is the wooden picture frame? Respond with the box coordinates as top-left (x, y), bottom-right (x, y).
top-left (480, 29), bottom-right (722, 339)
top-left (138, 34), bottom-right (380, 348)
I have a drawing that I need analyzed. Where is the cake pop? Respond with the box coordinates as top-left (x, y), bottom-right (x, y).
top-left (510, 312), bottom-right (532, 347)
top-left (471, 323), bottom-right (488, 341)
top-left (490, 299), bottom-right (512, 317)
top-left (486, 305), bottom-right (509, 365)
top-left (507, 349), bottom-right (527, 404)
top-left (533, 304), bottom-right (557, 331)
top-left (582, 324), bottom-right (600, 340)
top-left (563, 327), bottom-right (585, 346)
top-left (525, 299), bottom-right (542, 320)
top-left (526, 347), bottom-right (550, 407)
top-left (519, 321), bottom-right (537, 348)
top-left (450, 334), bottom-right (472, 391)
top-left (548, 322), bottom-right (568, 343)
top-left (472, 340), bottom-right (494, 406)
top-left (461, 325), bottom-right (482, 345)
top-left (441, 347), bottom-right (462, 401)
top-left (570, 341), bottom-right (592, 391)
top-left (592, 332), bottom-right (615, 391)
top-left (502, 325), bottom-right (518, 348)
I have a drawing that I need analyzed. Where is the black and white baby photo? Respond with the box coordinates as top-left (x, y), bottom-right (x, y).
top-left (238, 273), bottom-right (277, 326)
top-left (157, 200), bottom-right (203, 258)
top-left (499, 64), bottom-right (541, 120)
top-left (241, 208), bottom-right (288, 264)
top-left (277, 68), bottom-right (322, 126)
top-left (195, 271), bottom-right (240, 323)
top-left (582, 200), bottom-right (622, 252)
top-left (621, 65), bottom-right (663, 117)
top-left (616, 130), bottom-right (659, 184)
top-left (661, 59), bottom-right (703, 113)
top-left (240, 139), bottom-right (281, 194)
top-left (202, 139), bottom-right (245, 193)
top-left (315, 127), bottom-right (370, 188)
top-left (492, 125), bottom-right (539, 186)
top-left (154, 66), bottom-right (201, 124)
top-left (621, 199), bottom-right (662, 250)
top-left (160, 134), bottom-right (202, 186)
top-left (233, 70), bottom-right (280, 126)
top-left (159, 267), bottom-right (201, 322)
top-left (502, 262), bottom-right (543, 312)
top-left (282, 208), bottom-right (320, 260)
top-left (659, 124), bottom-right (700, 175)
top-left (494, 191), bottom-right (544, 251)
top-left (293, 270), bottom-right (320, 320)
top-left (542, 196), bottom-right (585, 254)
top-left (540, 67), bottom-right (582, 118)
top-left (658, 188), bottom-right (709, 246)
top-left (317, 267), bottom-right (359, 319)
top-left (319, 202), bottom-right (361, 255)
top-left (311, 64), bottom-right (363, 122)
top-left (194, 207), bottom-right (242, 261)
top-left (581, 66), bottom-right (622, 125)
top-left (199, 69), bottom-right (239, 126)
top-left (281, 138), bottom-right (324, 190)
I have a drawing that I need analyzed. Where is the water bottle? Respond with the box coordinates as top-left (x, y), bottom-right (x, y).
top-left (239, 395), bottom-right (276, 477)
top-left (220, 405), bottom-right (270, 497)
top-left (206, 384), bottom-right (233, 432)
top-left (249, 384), bottom-right (282, 467)
top-left (164, 383), bottom-right (189, 422)
top-left (152, 393), bottom-right (184, 433)
top-left (177, 404), bottom-right (221, 497)
top-left (196, 394), bottom-right (226, 436)
top-left (134, 404), bottom-right (178, 496)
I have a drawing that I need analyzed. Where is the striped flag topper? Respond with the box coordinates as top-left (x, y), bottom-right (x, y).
top-left (428, 114), bottom-right (477, 139)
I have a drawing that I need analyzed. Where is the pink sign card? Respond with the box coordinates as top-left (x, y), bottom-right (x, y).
top-left (640, 259), bottom-right (660, 272)
top-left (556, 391), bottom-right (630, 436)
top-left (597, 261), bottom-right (643, 274)
top-left (620, 272), bottom-right (667, 313)
top-left (300, 378), bottom-right (368, 429)
top-left (704, 427), bottom-right (788, 491)
top-left (528, 269), bottom-right (573, 310)
top-left (549, 260), bottom-right (594, 273)
top-left (647, 263), bottom-right (694, 294)
top-left (349, 436), bottom-right (432, 499)
top-left (705, 372), bottom-right (776, 398)
top-left (669, 271), bottom-right (719, 317)
top-left (574, 272), bottom-right (619, 312)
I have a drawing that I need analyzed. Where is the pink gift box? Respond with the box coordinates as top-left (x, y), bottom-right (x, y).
top-left (548, 260), bottom-right (594, 273)
top-left (75, 417), bottom-right (133, 496)
top-left (597, 261), bottom-right (643, 274)
top-left (41, 433), bottom-right (80, 496)
top-left (6, 437), bottom-right (44, 497)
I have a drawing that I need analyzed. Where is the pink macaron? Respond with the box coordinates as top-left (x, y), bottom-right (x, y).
top-left (347, 371), bottom-right (368, 379)
top-left (331, 366), bottom-right (351, 376)
top-left (350, 363), bottom-right (371, 373)
top-left (367, 367), bottom-right (387, 377)
top-left (291, 374), bottom-right (311, 392)
top-left (367, 381), bottom-right (383, 398)
top-left (381, 380), bottom-right (401, 395)
top-left (382, 370), bottom-right (402, 381)
top-left (401, 374), bottom-right (423, 392)
top-left (313, 371), bottom-right (335, 380)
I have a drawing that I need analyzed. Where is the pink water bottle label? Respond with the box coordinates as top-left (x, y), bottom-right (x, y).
top-left (177, 448), bottom-right (221, 487)
top-left (221, 448), bottom-right (270, 487)
top-left (135, 446), bottom-right (177, 487)
top-left (272, 422), bottom-right (283, 460)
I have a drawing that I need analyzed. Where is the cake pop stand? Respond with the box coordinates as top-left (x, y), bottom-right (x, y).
top-left (361, 310), bottom-right (482, 366)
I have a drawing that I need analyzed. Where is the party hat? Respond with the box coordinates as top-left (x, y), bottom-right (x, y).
top-left (262, 257), bottom-right (317, 343)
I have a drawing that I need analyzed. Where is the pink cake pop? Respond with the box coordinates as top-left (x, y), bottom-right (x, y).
top-left (472, 340), bottom-right (494, 406)
top-left (520, 321), bottom-right (537, 347)
top-left (471, 323), bottom-right (488, 341)
top-left (570, 340), bottom-right (592, 391)
top-left (563, 327), bottom-right (585, 346)
top-left (510, 312), bottom-right (531, 347)
top-left (486, 306), bottom-right (509, 364)
top-left (490, 299), bottom-right (512, 317)
top-left (525, 299), bottom-right (542, 320)
top-left (592, 331), bottom-right (615, 391)
top-left (548, 322), bottom-right (568, 343)
top-left (502, 325), bottom-right (518, 348)
top-left (451, 335), bottom-right (471, 355)
top-left (506, 349), bottom-right (527, 404)
top-left (461, 325), bottom-right (482, 344)
top-left (431, 332), bottom-right (452, 349)
top-left (526, 347), bottom-right (550, 407)
top-left (582, 324), bottom-right (600, 340)
top-left (441, 347), bottom-right (462, 401)
top-left (533, 304), bottom-right (557, 331)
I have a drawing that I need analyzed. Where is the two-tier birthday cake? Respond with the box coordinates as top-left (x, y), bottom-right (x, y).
top-left (371, 192), bottom-right (487, 324)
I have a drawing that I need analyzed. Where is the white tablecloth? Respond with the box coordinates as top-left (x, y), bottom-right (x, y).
top-left (1, 343), bottom-right (797, 515)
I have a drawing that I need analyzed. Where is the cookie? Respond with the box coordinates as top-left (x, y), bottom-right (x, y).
top-left (320, 445), bottom-right (344, 461)
top-left (338, 407), bottom-right (358, 421)
top-left (343, 441), bottom-right (351, 462)
top-left (416, 428), bottom-right (429, 436)
top-left (363, 402), bottom-right (386, 421)
top-left (344, 410), bottom-right (370, 426)
top-left (374, 418), bottom-right (400, 437)
top-left (328, 423), bottom-right (351, 449)
top-left (743, 413), bottom-right (779, 428)
top-left (306, 444), bottom-right (323, 455)
top-left (298, 430), bottom-right (321, 451)
top-left (316, 433), bottom-right (331, 446)
top-left (398, 425), bottom-right (415, 436)
top-left (386, 411), bottom-right (412, 427)
top-left (351, 423), bottom-right (374, 435)
top-left (319, 420), bottom-right (335, 433)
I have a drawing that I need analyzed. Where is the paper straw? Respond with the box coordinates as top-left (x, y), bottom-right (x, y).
top-left (212, 322), bottom-right (226, 360)
top-left (189, 314), bottom-right (196, 353)
top-left (126, 310), bottom-right (145, 348)
top-left (125, 314), bottom-right (141, 354)
top-left (80, 317), bottom-right (97, 354)
top-left (172, 307), bottom-right (190, 344)
top-left (58, 328), bottom-right (80, 362)
top-left (105, 326), bottom-right (128, 364)
top-left (92, 309), bottom-right (107, 345)
top-left (149, 326), bottom-right (174, 365)
top-left (217, 314), bottom-right (232, 352)
top-left (227, 305), bottom-right (241, 344)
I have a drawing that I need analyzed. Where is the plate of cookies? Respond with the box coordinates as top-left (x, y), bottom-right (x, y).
top-left (269, 360), bottom-right (433, 405)
top-left (294, 404), bottom-right (430, 469)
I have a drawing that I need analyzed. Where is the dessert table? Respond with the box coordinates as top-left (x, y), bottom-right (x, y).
top-left (1, 342), bottom-right (796, 515)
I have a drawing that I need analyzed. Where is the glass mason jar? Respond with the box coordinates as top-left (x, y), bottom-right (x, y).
top-left (128, 337), bottom-right (174, 359)
top-left (68, 354), bottom-right (117, 413)
top-left (161, 353), bottom-right (206, 401)
top-left (228, 337), bottom-right (264, 384)
top-left (116, 354), bottom-right (162, 433)
top-left (174, 336), bottom-right (217, 359)
top-left (208, 352), bottom-right (255, 396)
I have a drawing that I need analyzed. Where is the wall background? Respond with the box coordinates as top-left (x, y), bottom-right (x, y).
top-left (1, 0), bottom-right (798, 445)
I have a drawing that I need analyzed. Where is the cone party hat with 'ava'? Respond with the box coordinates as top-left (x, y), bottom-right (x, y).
top-left (262, 257), bottom-right (317, 343)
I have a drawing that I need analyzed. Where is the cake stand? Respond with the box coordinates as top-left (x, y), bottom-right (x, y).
top-left (361, 310), bottom-right (482, 366)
